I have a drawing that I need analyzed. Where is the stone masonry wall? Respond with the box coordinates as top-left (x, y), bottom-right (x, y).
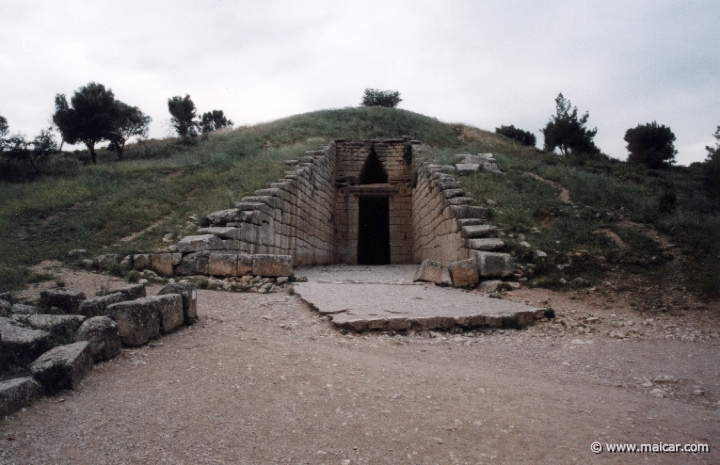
top-left (412, 164), bottom-right (488, 266)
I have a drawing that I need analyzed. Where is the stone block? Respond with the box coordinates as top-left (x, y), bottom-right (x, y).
top-left (0, 317), bottom-right (50, 369)
top-left (177, 234), bottom-right (224, 253)
top-left (0, 299), bottom-right (10, 317)
top-left (413, 259), bottom-right (444, 284)
top-left (151, 253), bottom-right (177, 276)
top-left (447, 197), bottom-right (473, 206)
top-left (146, 295), bottom-right (184, 333)
top-left (30, 341), bottom-right (94, 393)
top-left (206, 208), bottom-right (242, 225)
top-left (75, 316), bottom-right (122, 361)
top-left (478, 280), bottom-right (503, 293)
top-left (11, 304), bottom-right (40, 315)
top-left (175, 251), bottom-right (209, 276)
top-left (450, 205), bottom-right (488, 219)
top-left (237, 254), bottom-right (254, 276)
top-left (461, 224), bottom-right (497, 238)
top-left (0, 377), bottom-right (42, 418)
top-left (209, 253), bottom-right (238, 276)
top-left (448, 259), bottom-right (480, 287)
top-left (455, 163), bottom-right (480, 175)
top-left (0, 293), bottom-right (12, 304)
top-left (11, 314), bottom-right (86, 341)
top-left (158, 282), bottom-right (198, 324)
top-left (113, 284), bottom-right (147, 301)
top-left (133, 254), bottom-right (151, 270)
top-left (39, 288), bottom-right (86, 314)
top-left (466, 238), bottom-right (505, 251)
top-left (105, 298), bottom-right (161, 347)
top-left (78, 293), bottom-right (126, 318)
top-left (252, 254), bottom-right (293, 277)
top-left (473, 251), bottom-right (514, 278)
top-left (436, 177), bottom-right (460, 191)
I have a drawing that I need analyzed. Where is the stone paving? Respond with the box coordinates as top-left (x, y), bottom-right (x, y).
top-left (294, 265), bottom-right (544, 331)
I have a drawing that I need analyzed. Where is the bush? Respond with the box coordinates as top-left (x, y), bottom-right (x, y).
top-left (361, 88), bottom-right (402, 108)
top-left (703, 126), bottom-right (720, 199)
top-left (624, 122), bottom-right (677, 169)
top-left (495, 125), bottom-right (536, 147)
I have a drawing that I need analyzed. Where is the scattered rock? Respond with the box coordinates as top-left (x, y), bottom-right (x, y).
top-left (105, 299), bottom-right (161, 347)
top-left (650, 388), bottom-right (665, 398)
top-left (413, 259), bottom-right (444, 284)
top-left (0, 377), bottom-right (42, 417)
top-left (78, 293), bottom-right (126, 318)
top-left (448, 259), bottom-right (479, 287)
top-left (30, 341), bottom-right (94, 393)
top-left (473, 251), bottom-right (514, 278)
top-left (39, 288), bottom-right (86, 314)
top-left (75, 316), bottom-right (122, 361)
top-left (10, 303), bottom-right (40, 315)
top-left (158, 282), bottom-right (198, 324)
top-left (0, 318), bottom-right (51, 369)
top-left (10, 314), bottom-right (86, 341)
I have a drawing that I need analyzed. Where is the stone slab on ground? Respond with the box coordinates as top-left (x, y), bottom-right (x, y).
top-left (39, 288), bottom-right (86, 314)
top-left (11, 314), bottom-right (86, 336)
top-left (105, 298), bottom-right (161, 347)
top-left (75, 316), bottom-right (122, 361)
top-left (0, 377), bottom-right (42, 418)
top-left (294, 266), bottom-right (541, 332)
top-left (158, 282), bottom-right (198, 324)
top-left (30, 341), bottom-right (94, 393)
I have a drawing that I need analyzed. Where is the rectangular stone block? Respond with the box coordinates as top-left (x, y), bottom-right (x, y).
top-left (0, 377), bottom-right (42, 418)
top-left (209, 253), bottom-right (238, 276)
top-left (450, 205), bottom-right (488, 219)
top-left (146, 295), bottom-right (184, 333)
top-left (105, 298), bottom-right (161, 347)
top-left (473, 251), bottom-right (514, 278)
top-left (151, 253), bottom-right (176, 276)
top-left (413, 259), bottom-right (444, 284)
top-left (175, 251), bottom-right (209, 276)
top-left (30, 341), bottom-right (94, 393)
top-left (448, 259), bottom-right (480, 287)
top-left (133, 254), bottom-right (151, 270)
top-left (237, 254), bottom-right (254, 275)
top-left (252, 254), bottom-right (293, 277)
top-left (177, 234), bottom-right (225, 253)
top-left (158, 282), bottom-right (198, 324)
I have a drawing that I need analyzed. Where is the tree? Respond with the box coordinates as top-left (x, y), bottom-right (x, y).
top-left (704, 126), bottom-right (720, 199)
top-left (624, 122), bottom-right (676, 169)
top-left (0, 113), bottom-right (8, 141)
top-left (495, 125), bottom-right (536, 147)
top-left (1, 122), bottom-right (60, 179)
top-left (108, 102), bottom-right (151, 160)
top-left (361, 88), bottom-right (402, 108)
top-left (168, 95), bottom-right (198, 137)
top-left (199, 110), bottom-right (233, 134)
top-left (53, 82), bottom-right (120, 164)
top-left (541, 93), bottom-right (599, 155)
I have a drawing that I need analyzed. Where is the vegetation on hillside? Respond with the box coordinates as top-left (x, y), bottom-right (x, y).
top-left (0, 106), bottom-right (717, 299)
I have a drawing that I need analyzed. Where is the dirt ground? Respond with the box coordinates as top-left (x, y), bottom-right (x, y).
top-left (1, 267), bottom-right (719, 465)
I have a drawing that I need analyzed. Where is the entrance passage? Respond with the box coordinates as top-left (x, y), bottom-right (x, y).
top-left (357, 197), bottom-right (390, 265)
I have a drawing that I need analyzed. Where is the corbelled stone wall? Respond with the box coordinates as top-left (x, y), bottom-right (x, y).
top-left (334, 139), bottom-right (414, 264)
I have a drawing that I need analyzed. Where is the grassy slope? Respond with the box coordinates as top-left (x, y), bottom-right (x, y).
top-left (0, 107), bottom-right (717, 296)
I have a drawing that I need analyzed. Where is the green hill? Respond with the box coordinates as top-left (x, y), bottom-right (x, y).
top-left (0, 107), bottom-right (717, 297)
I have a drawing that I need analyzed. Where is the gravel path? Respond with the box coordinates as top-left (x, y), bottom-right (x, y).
top-left (1, 270), bottom-right (719, 464)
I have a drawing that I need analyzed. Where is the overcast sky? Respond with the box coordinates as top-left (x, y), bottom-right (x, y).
top-left (1, 0), bottom-right (719, 165)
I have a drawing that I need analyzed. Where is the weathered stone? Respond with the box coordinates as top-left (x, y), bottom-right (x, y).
top-left (206, 208), bottom-right (242, 225)
top-left (237, 254), bottom-right (254, 275)
top-left (413, 259), bottom-right (444, 284)
top-left (0, 377), bottom-right (42, 418)
top-left (151, 253), bottom-right (179, 276)
top-left (441, 188), bottom-right (465, 199)
top-left (158, 282), bottom-right (198, 324)
top-left (447, 197), bottom-right (474, 206)
top-left (252, 254), bottom-right (292, 277)
top-left (105, 299), bottom-right (161, 347)
top-left (79, 293), bottom-right (126, 318)
top-left (473, 251), bottom-right (514, 278)
top-left (30, 341), bottom-right (94, 393)
top-left (461, 224), bottom-right (497, 238)
top-left (450, 205), bottom-right (488, 219)
top-left (120, 255), bottom-right (132, 268)
top-left (0, 317), bottom-right (50, 369)
top-left (133, 253), bottom-right (151, 270)
top-left (75, 316), bottom-right (122, 361)
top-left (436, 177), bottom-right (461, 191)
top-left (39, 288), bottom-right (86, 314)
top-left (148, 294), bottom-right (184, 333)
top-left (11, 303), bottom-right (40, 315)
top-left (478, 280), bottom-right (503, 293)
top-left (11, 314), bottom-right (86, 341)
top-left (481, 160), bottom-right (502, 173)
top-left (197, 227), bottom-right (245, 240)
top-left (113, 284), bottom-right (147, 301)
top-left (466, 238), bottom-right (505, 251)
top-left (0, 299), bottom-right (10, 317)
top-left (0, 293), bottom-right (13, 304)
top-left (96, 254), bottom-right (118, 270)
top-left (175, 251), bottom-right (209, 276)
top-left (177, 234), bottom-right (225, 253)
top-left (208, 253), bottom-right (238, 276)
top-left (448, 259), bottom-right (480, 287)
top-left (455, 163), bottom-right (480, 175)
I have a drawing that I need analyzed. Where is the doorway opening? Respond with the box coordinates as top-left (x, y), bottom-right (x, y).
top-left (357, 196), bottom-right (390, 265)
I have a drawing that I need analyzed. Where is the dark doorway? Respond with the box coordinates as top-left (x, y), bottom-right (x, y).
top-left (357, 196), bottom-right (390, 265)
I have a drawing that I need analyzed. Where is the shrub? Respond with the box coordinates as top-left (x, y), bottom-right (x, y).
top-left (624, 122), bottom-right (677, 169)
top-left (541, 93), bottom-right (599, 155)
top-left (703, 126), bottom-right (720, 199)
top-left (361, 88), bottom-right (402, 108)
top-left (495, 125), bottom-right (536, 147)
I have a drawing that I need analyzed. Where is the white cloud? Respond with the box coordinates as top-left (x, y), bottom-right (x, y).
top-left (1, 0), bottom-right (718, 163)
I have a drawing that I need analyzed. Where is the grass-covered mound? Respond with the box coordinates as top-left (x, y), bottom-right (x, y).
top-left (0, 107), bottom-right (717, 298)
